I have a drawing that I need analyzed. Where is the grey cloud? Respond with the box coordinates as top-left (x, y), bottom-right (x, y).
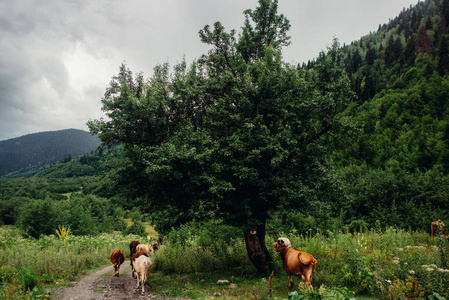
top-left (0, 0), bottom-right (420, 141)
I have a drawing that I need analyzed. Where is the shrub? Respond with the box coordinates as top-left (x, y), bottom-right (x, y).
top-left (154, 220), bottom-right (249, 273)
top-left (0, 265), bottom-right (17, 284)
top-left (18, 266), bottom-right (39, 292)
top-left (124, 220), bottom-right (146, 236)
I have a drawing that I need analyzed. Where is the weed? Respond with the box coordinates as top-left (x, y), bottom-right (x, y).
top-left (55, 225), bottom-right (71, 244)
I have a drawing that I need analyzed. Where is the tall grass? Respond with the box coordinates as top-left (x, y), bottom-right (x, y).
top-left (283, 227), bottom-right (449, 299)
top-left (1, 224), bottom-right (448, 299)
top-left (154, 223), bottom-right (448, 299)
top-left (0, 226), bottom-right (141, 299)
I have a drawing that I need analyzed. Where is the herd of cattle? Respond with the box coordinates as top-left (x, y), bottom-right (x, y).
top-left (109, 221), bottom-right (447, 295)
top-left (109, 235), bottom-right (318, 295)
top-left (110, 238), bottom-right (161, 295)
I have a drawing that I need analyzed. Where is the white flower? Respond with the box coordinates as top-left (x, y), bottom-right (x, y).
top-left (409, 270), bottom-right (415, 275)
top-left (385, 280), bottom-right (391, 284)
top-left (437, 268), bottom-right (449, 273)
top-left (426, 268), bottom-right (434, 272)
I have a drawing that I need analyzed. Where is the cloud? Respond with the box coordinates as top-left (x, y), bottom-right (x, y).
top-left (0, 0), bottom-right (419, 141)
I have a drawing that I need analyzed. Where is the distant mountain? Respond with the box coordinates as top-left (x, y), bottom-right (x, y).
top-left (0, 129), bottom-right (101, 177)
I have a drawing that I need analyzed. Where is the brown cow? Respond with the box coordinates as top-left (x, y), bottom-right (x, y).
top-left (129, 241), bottom-right (140, 278)
top-left (110, 249), bottom-right (125, 277)
top-left (274, 238), bottom-right (317, 287)
top-left (130, 240), bottom-right (141, 257)
top-left (431, 220), bottom-right (448, 237)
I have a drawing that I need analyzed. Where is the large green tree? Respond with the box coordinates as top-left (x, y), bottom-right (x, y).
top-left (88, 0), bottom-right (354, 272)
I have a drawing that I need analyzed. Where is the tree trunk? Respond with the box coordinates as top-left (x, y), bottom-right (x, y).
top-left (244, 223), bottom-right (271, 273)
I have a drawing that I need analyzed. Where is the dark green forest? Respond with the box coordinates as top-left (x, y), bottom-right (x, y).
top-left (1, 0), bottom-right (449, 272)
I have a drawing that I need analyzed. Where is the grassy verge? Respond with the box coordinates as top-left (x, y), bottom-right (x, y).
top-left (147, 267), bottom-right (288, 299)
top-left (1, 225), bottom-right (448, 299)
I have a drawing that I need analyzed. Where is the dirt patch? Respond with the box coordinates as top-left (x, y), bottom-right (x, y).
top-left (51, 264), bottom-right (191, 300)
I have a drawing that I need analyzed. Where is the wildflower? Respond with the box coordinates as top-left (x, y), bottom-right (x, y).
top-left (392, 260), bottom-right (400, 264)
top-left (404, 262), bottom-right (408, 265)
top-left (318, 284), bottom-right (327, 294)
top-left (409, 270), bottom-right (415, 275)
top-left (426, 268), bottom-right (434, 272)
top-left (437, 268), bottom-right (449, 273)
top-left (397, 247), bottom-right (404, 251)
top-left (385, 280), bottom-right (391, 284)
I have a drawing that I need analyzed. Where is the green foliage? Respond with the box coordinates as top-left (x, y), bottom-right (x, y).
top-left (16, 198), bottom-right (59, 239)
top-left (88, 4), bottom-right (354, 240)
top-left (286, 286), bottom-right (355, 300)
top-left (18, 266), bottom-right (39, 292)
top-left (124, 219), bottom-right (147, 237)
top-left (0, 265), bottom-right (17, 284)
top-left (0, 226), bottom-right (142, 299)
top-left (154, 221), bottom-right (249, 273)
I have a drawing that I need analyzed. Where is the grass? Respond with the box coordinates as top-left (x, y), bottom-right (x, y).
top-left (1, 225), bottom-right (448, 299)
top-left (147, 268), bottom-right (289, 300)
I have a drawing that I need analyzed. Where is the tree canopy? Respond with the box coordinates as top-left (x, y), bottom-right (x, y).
top-left (88, 0), bottom-right (354, 272)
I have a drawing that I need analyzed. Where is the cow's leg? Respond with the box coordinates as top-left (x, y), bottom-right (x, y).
top-left (136, 272), bottom-right (141, 289)
top-left (130, 260), bottom-right (136, 278)
top-left (287, 273), bottom-right (293, 287)
top-left (303, 272), bottom-right (310, 285)
top-left (140, 275), bottom-right (145, 295)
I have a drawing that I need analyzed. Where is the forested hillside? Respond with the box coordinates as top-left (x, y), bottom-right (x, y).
top-left (318, 0), bottom-right (449, 227)
top-left (0, 129), bottom-right (100, 177)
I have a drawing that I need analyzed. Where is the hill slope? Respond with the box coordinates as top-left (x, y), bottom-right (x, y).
top-left (0, 129), bottom-right (101, 177)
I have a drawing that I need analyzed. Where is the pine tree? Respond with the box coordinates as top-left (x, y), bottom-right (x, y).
top-left (438, 34), bottom-right (449, 74)
top-left (415, 26), bottom-right (433, 56)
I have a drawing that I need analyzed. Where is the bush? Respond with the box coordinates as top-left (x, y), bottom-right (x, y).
top-left (16, 198), bottom-right (59, 238)
top-left (124, 220), bottom-right (146, 236)
top-left (18, 266), bottom-right (39, 292)
top-left (0, 265), bottom-right (17, 284)
top-left (154, 220), bottom-right (249, 273)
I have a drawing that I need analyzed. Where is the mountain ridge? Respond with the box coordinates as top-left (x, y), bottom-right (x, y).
top-left (0, 128), bottom-right (101, 177)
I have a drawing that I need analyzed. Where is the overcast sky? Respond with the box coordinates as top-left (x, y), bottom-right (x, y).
top-left (0, 0), bottom-right (420, 141)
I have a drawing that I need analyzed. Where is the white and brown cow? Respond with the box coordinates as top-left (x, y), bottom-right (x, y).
top-left (130, 251), bottom-right (153, 295)
top-left (274, 237), bottom-right (317, 287)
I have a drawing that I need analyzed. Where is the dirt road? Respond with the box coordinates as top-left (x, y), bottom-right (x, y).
top-left (51, 264), bottom-right (190, 300)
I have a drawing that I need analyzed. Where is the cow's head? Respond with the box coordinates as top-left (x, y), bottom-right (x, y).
top-left (276, 237), bottom-right (292, 248)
